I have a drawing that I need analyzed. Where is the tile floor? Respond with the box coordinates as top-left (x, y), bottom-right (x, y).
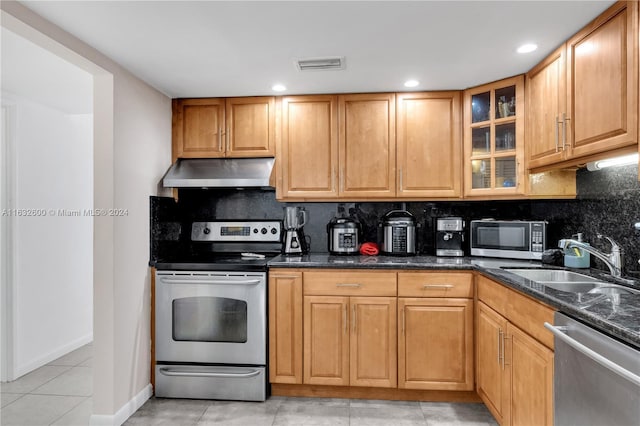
top-left (1, 343), bottom-right (93, 426)
top-left (2, 344), bottom-right (497, 426)
top-left (125, 396), bottom-right (498, 426)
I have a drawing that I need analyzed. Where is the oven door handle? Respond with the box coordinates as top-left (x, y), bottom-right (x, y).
top-left (544, 322), bottom-right (640, 386)
top-left (159, 278), bottom-right (261, 285)
top-left (158, 367), bottom-right (261, 378)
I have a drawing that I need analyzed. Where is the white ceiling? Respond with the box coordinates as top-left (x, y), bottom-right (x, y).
top-left (17, 1), bottom-right (616, 99)
top-left (1, 27), bottom-right (93, 113)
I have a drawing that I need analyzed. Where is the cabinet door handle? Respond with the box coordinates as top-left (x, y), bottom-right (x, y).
top-left (225, 128), bottom-right (230, 152)
top-left (336, 283), bottom-right (361, 288)
top-left (218, 129), bottom-right (223, 151)
top-left (352, 304), bottom-right (357, 333)
top-left (343, 304), bottom-right (347, 334)
top-left (503, 335), bottom-right (512, 368)
top-left (497, 329), bottom-right (503, 366)
top-left (554, 115), bottom-right (560, 152)
top-left (399, 168), bottom-right (403, 192)
top-left (562, 113), bottom-right (569, 149)
top-left (422, 284), bottom-right (454, 289)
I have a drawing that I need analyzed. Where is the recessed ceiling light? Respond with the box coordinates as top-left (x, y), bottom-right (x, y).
top-left (517, 43), bottom-right (538, 54)
top-left (271, 84), bottom-right (287, 92)
top-left (404, 80), bottom-right (420, 88)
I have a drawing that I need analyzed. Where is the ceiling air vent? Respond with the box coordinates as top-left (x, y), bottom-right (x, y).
top-left (296, 56), bottom-right (345, 71)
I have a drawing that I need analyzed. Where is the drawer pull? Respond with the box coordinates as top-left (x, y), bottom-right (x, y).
top-left (422, 284), bottom-right (454, 289)
top-left (336, 283), bottom-right (361, 288)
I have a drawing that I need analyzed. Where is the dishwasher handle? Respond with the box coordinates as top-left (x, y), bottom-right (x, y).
top-left (544, 322), bottom-right (640, 387)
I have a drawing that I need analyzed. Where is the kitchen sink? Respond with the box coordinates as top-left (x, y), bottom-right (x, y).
top-left (542, 282), bottom-right (640, 295)
top-left (504, 268), bottom-right (640, 295)
top-left (503, 269), bottom-right (601, 283)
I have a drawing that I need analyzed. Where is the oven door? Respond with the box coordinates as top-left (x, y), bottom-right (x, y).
top-left (155, 270), bottom-right (266, 365)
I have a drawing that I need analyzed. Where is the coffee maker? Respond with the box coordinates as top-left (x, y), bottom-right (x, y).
top-left (282, 206), bottom-right (309, 255)
top-left (435, 217), bottom-right (465, 257)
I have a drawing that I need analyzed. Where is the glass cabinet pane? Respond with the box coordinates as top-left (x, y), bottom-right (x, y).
top-left (471, 159), bottom-right (492, 189)
top-left (495, 123), bottom-right (516, 151)
top-left (495, 157), bottom-right (517, 188)
top-left (495, 86), bottom-right (516, 119)
top-left (471, 92), bottom-right (490, 123)
top-left (472, 127), bottom-right (491, 155)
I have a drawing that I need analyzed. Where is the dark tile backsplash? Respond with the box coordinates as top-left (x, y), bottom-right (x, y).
top-left (151, 164), bottom-right (640, 276)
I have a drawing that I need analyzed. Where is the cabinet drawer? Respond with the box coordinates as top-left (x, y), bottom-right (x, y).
top-left (477, 275), bottom-right (509, 316)
top-left (303, 271), bottom-right (397, 296)
top-left (398, 272), bottom-right (473, 298)
top-left (507, 290), bottom-right (555, 349)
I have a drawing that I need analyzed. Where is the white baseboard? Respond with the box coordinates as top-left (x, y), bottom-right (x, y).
top-left (14, 333), bottom-right (93, 378)
top-left (90, 383), bottom-right (152, 426)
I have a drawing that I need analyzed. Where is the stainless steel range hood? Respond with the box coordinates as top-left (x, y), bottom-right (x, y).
top-left (162, 158), bottom-right (275, 188)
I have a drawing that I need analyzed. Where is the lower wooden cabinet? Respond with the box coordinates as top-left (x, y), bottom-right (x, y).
top-left (268, 268), bottom-right (554, 425)
top-left (476, 276), bottom-right (555, 426)
top-left (303, 295), bottom-right (397, 388)
top-left (268, 271), bottom-right (303, 384)
top-left (398, 298), bottom-right (473, 390)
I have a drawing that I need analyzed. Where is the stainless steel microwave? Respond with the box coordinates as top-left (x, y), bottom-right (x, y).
top-left (470, 220), bottom-right (546, 260)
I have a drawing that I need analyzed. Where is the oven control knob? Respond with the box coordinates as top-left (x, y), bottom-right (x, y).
top-left (271, 228), bottom-right (277, 234)
top-left (253, 228), bottom-right (258, 234)
top-left (261, 227), bottom-right (267, 234)
top-left (203, 227), bottom-right (210, 235)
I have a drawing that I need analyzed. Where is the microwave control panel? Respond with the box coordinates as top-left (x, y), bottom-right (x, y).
top-left (530, 222), bottom-right (545, 252)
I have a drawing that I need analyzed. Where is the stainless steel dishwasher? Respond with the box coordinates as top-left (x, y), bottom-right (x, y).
top-left (545, 312), bottom-right (640, 426)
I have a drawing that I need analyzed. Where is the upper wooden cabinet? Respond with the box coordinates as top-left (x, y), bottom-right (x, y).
top-left (527, 0), bottom-right (638, 170)
top-left (396, 92), bottom-right (462, 198)
top-left (172, 97), bottom-right (275, 160)
top-left (463, 76), bottom-right (526, 197)
top-left (279, 95), bottom-right (338, 198)
top-left (339, 93), bottom-right (396, 198)
top-left (278, 92), bottom-right (464, 200)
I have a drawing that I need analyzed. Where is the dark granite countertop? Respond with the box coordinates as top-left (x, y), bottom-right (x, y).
top-left (268, 254), bottom-right (640, 350)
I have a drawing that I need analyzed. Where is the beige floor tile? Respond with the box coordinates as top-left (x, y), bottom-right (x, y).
top-left (51, 397), bottom-right (92, 426)
top-left (0, 394), bottom-right (85, 426)
top-left (0, 366), bottom-right (71, 394)
top-left (1, 393), bottom-right (24, 408)
top-left (32, 366), bottom-right (92, 397)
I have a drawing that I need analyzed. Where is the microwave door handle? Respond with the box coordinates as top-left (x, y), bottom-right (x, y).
top-left (159, 367), bottom-right (261, 379)
top-left (159, 278), bottom-right (261, 285)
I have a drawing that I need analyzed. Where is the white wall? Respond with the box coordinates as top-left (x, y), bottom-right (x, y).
top-left (5, 93), bottom-right (94, 376)
top-left (1, 2), bottom-right (172, 422)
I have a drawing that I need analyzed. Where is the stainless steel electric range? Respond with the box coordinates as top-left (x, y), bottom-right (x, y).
top-left (154, 220), bottom-right (281, 401)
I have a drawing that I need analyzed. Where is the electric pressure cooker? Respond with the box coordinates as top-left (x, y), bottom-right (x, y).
top-left (327, 217), bottom-right (361, 255)
top-left (380, 210), bottom-right (417, 256)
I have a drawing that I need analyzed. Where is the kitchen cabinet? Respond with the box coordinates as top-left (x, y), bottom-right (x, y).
top-left (463, 76), bottom-right (525, 197)
top-left (278, 95), bottom-right (338, 198)
top-left (338, 93), bottom-right (396, 198)
top-left (303, 271), bottom-right (397, 388)
top-left (527, 0), bottom-right (638, 171)
top-left (278, 91), bottom-right (466, 201)
top-left (476, 275), bottom-right (555, 426)
top-left (396, 92), bottom-right (462, 198)
top-left (398, 272), bottom-right (473, 391)
top-left (268, 271), bottom-right (303, 384)
top-left (172, 96), bottom-right (275, 160)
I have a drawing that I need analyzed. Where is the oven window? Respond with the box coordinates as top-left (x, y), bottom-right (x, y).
top-left (172, 297), bottom-right (247, 343)
top-left (477, 226), bottom-right (526, 250)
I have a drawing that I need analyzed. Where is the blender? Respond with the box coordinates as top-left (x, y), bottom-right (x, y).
top-left (282, 206), bottom-right (309, 255)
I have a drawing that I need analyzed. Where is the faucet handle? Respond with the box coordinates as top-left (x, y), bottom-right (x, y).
top-left (596, 234), bottom-right (622, 252)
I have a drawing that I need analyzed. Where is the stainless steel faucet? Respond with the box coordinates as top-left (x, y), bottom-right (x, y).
top-left (558, 234), bottom-right (624, 278)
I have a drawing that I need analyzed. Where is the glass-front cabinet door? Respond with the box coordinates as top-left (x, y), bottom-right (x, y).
top-left (464, 75), bottom-right (525, 196)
